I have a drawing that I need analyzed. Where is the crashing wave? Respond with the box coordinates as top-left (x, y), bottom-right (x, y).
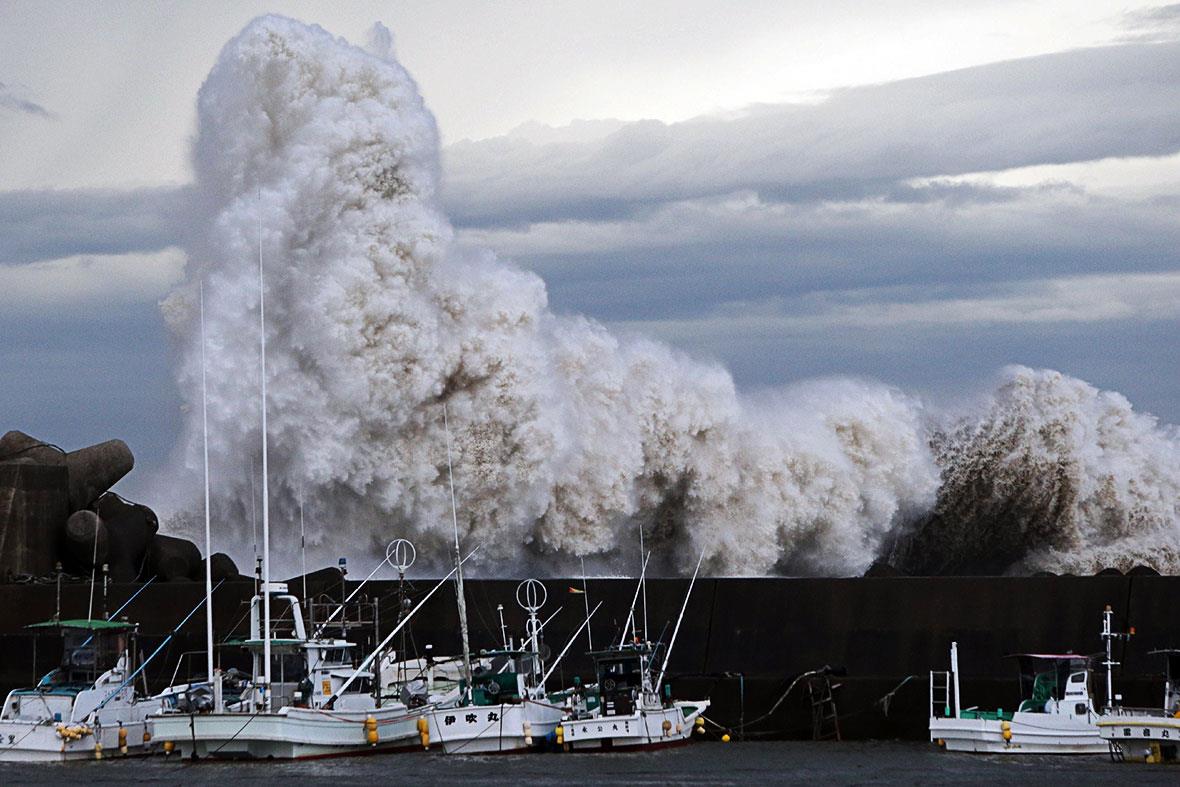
top-left (155, 17), bottom-right (1180, 577)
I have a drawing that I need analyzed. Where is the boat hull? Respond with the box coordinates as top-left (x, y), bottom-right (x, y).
top-left (1098, 713), bottom-right (1180, 763)
top-left (561, 701), bottom-right (708, 751)
top-left (0, 719), bottom-right (154, 762)
top-left (930, 712), bottom-right (1107, 754)
top-left (426, 701), bottom-right (563, 754)
top-left (149, 705), bottom-right (426, 760)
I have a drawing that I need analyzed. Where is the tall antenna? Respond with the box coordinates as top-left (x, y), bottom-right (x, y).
top-left (654, 550), bottom-right (704, 693)
top-left (86, 511), bottom-right (101, 622)
top-left (639, 523), bottom-right (649, 643)
top-left (250, 458), bottom-right (258, 594)
top-left (201, 280), bottom-right (215, 684)
top-left (581, 556), bottom-right (593, 652)
top-left (443, 403), bottom-right (473, 702)
top-left (619, 551), bottom-right (651, 648)
top-left (299, 489), bottom-right (307, 610)
top-left (258, 190), bottom-right (272, 711)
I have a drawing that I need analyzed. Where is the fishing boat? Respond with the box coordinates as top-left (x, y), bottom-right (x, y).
top-left (1097, 649), bottom-right (1180, 764)
top-left (0, 617), bottom-right (162, 761)
top-left (423, 579), bottom-right (566, 754)
top-left (558, 643), bottom-right (708, 751)
top-left (557, 552), bottom-right (710, 752)
top-left (149, 580), bottom-right (446, 759)
top-left (929, 606), bottom-right (1130, 754)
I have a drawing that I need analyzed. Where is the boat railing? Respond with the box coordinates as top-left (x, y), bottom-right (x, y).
top-left (1103, 706), bottom-right (1175, 718)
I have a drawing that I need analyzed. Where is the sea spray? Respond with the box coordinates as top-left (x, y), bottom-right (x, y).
top-left (886, 367), bottom-right (1180, 575)
top-left (157, 16), bottom-right (1180, 577)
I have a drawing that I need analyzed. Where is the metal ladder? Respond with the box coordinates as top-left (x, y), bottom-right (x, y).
top-left (930, 670), bottom-right (951, 718)
top-left (808, 675), bottom-right (842, 741)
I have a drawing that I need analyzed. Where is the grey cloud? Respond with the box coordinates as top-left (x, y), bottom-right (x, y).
top-left (1122, 4), bottom-right (1180, 30)
top-left (0, 82), bottom-right (54, 118)
top-left (442, 41), bottom-right (1180, 227)
top-left (1117, 4), bottom-right (1180, 43)
top-left (464, 184), bottom-right (1180, 323)
top-left (0, 185), bottom-right (188, 265)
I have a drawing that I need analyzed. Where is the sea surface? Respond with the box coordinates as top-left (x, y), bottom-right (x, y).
top-left (0, 741), bottom-right (1175, 785)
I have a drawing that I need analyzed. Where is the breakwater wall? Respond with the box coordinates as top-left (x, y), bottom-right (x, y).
top-left (1, 575), bottom-right (1175, 740)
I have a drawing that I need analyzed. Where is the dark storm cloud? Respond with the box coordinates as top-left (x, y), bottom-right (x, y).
top-left (442, 41), bottom-right (1180, 227)
top-left (0, 185), bottom-right (188, 265)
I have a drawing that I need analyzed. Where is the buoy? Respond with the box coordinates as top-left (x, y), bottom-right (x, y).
top-left (1000, 720), bottom-right (1012, 742)
top-left (143, 729), bottom-right (152, 744)
top-left (94, 741), bottom-right (103, 760)
top-left (555, 725), bottom-right (564, 746)
top-left (365, 715), bottom-right (379, 746)
top-left (722, 733), bottom-right (731, 743)
top-left (523, 720), bottom-right (533, 746)
top-left (417, 716), bottom-right (430, 749)
top-left (662, 719), bottom-right (672, 737)
top-left (695, 717), bottom-right (706, 736)
top-left (163, 740), bottom-right (175, 755)
top-left (118, 727), bottom-right (128, 755)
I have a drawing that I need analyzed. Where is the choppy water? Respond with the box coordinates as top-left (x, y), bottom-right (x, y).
top-left (0, 741), bottom-right (1175, 785)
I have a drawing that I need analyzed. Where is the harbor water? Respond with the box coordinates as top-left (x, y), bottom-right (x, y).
top-left (0, 741), bottom-right (1175, 785)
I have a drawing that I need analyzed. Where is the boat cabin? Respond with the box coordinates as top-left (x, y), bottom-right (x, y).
top-left (588, 643), bottom-right (660, 717)
top-left (1008, 654), bottom-right (1095, 719)
top-left (297, 641), bottom-right (372, 710)
top-left (465, 649), bottom-right (543, 705)
top-left (1, 619), bottom-right (137, 725)
top-left (233, 588), bottom-right (374, 711)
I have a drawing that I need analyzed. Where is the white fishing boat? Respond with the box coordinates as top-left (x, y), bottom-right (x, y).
top-left (149, 582), bottom-right (441, 759)
top-left (0, 617), bottom-right (162, 761)
top-left (424, 580), bottom-right (566, 754)
top-left (559, 643), bottom-right (708, 751)
top-left (425, 650), bottom-right (565, 754)
top-left (929, 606), bottom-right (1130, 754)
top-left (1097, 649), bottom-right (1180, 764)
top-left (557, 551), bottom-right (709, 752)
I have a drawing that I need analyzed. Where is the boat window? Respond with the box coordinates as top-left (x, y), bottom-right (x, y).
top-left (342, 677), bottom-right (371, 694)
top-left (1069, 673), bottom-right (1085, 684)
top-left (276, 654), bottom-right (304, 682)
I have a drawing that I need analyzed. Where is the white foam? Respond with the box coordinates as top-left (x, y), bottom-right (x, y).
top-left (154, 17), bottom-right (1180, 578)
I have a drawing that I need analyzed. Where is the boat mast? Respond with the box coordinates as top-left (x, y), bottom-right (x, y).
top-left (200, 280), bottom-right (215, 686)
top-left (1101, 604), bottom-right (1130, 711)
top-left (639, 523), bottom-right (649, 643)
top-left (654, 550), bottom-right (704, 695)
top-left (443, 403), bottom-right (473, 701)
top-left (619, 551), bottom-right (651, 648)
top-left (581, 556), bottom-right (593, 651)
top-left (299, 491), bottom-right (307, 609)
top-left (258, 194), bottom-right (272, 711)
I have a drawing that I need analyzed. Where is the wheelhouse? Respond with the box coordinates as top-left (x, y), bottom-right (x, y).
top-left (2, 619), bottom-right (137, 723)
top-left (464, 649), bottom-right (542, 705)
top-left (588, 643), bottom-right (660, 717)
top-left (1006, 653), bottom-right (1095, 718)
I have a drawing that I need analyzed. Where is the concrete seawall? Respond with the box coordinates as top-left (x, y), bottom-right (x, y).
top-left (1, 575), bottom-right (1173, 739)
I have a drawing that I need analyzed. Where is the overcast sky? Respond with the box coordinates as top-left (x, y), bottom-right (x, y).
top-left (2, 1), bottom-right (1179, 496)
